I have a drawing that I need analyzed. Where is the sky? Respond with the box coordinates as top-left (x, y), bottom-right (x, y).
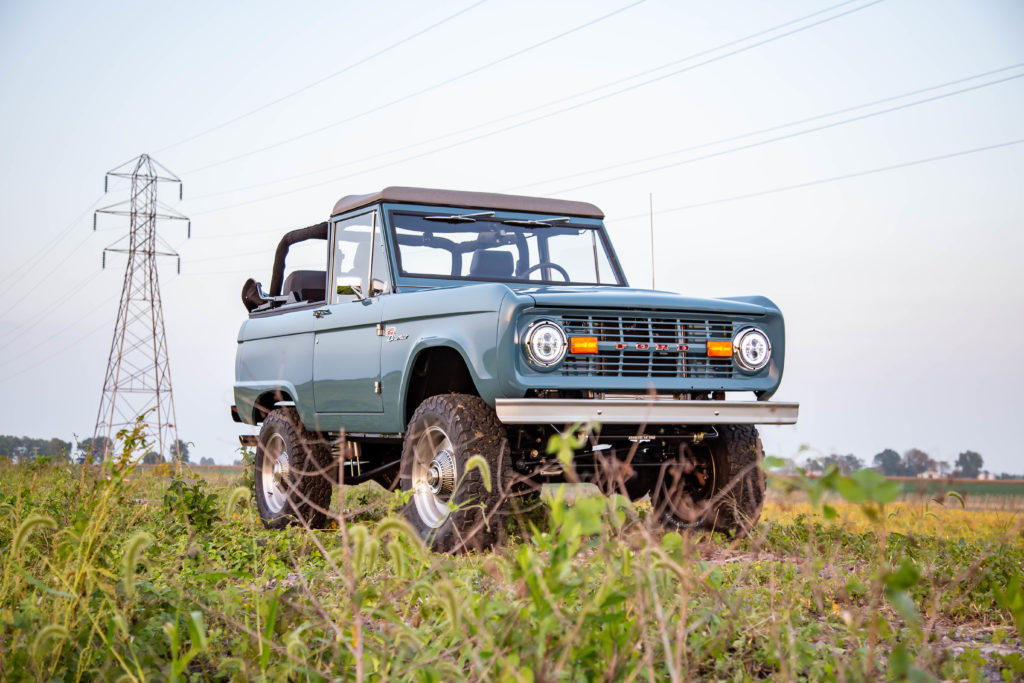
top-left (0, 0), bottom-right (1021, 471)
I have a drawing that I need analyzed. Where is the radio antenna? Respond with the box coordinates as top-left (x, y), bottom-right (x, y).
top-left (649, 192), bottom-right (656, 290)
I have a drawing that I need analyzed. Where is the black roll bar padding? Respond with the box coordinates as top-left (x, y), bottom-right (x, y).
top-left (269, 221), bottom-right (329, 296)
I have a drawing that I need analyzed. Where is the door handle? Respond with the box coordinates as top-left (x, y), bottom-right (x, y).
top-left (313, 308), bottom-right (331, 318)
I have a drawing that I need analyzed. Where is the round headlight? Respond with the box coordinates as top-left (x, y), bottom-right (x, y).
top-left (524, 320), bottom-right (567, 368)
top-left (733, 327), bottom-right (771, 372)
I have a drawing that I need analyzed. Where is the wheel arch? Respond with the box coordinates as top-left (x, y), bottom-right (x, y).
top-left (235, 380), bottom-right (307, 427)
top-left (253, 389), bottom-right (297, 424)
top-left (402, 345), bottom-right (481, 426)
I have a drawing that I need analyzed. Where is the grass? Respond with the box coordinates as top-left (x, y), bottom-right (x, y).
top-left (1, 431), bottom-right (1023, 681)
top-left (891, 478), bottom-right (1024, 502)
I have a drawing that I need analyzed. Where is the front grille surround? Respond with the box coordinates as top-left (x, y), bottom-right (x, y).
top-left (557, 313), bottom-right (736, 379)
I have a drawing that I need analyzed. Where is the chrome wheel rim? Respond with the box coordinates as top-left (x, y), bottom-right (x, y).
top-left (411, 425), bottom-right (457, 529)
top-left (261, 433), bottom-right (290, 514)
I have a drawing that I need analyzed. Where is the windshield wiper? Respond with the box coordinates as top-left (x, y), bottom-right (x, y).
top-left (502, 216), bottom-right (570, 228)
top-left (424, 211), bottom-right (494, 223)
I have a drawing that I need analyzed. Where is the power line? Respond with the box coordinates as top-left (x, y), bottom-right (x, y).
top-left (180, 133), bottom-right (1024, 265)
top-left (188, 0), bottom-right (887, 217)
top-left (0, 294), bottom-right (111, 370)
top-left (608, 137), bottom-right (1024, 222)
top-left (0, 230), bottom-right (97, 321)
top-left (15, 143), bottom-right (1017, 376)
top-left (368, 0), bottom-right (889, 178)
top-left (182, 0), bottom-right (650, 175)
top-left (154, 0), bottom-right (492, 154)
top-left (0, 195), bottom-right (103, 292)
top-left (0, 312), bottom-right (113, 384)
top-left (549, 71), bottom-right (1024, 195)
top-left (180, 223), bottom-right (291, 243)
top-left (507, 61), bottom-right (1024, 193)
top-left (186, 0), bottom-right (867, 203)
top-left (185, 0), bottom-right (870, 204)
top-left (157, 135), bottom-right (1024, 269)
top-left (181, 267), bottom-right (261, 277)
top-left (0, 269), bottom-right (103, 348)
top-left (187, 247), bottom-right (268, 263)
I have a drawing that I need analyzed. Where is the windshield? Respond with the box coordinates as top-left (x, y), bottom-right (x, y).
top-left (388, 211), bottom-right (624, 286)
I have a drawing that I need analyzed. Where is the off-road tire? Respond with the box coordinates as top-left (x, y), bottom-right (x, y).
top-left (400, 394), bottom-right (511, 553)
top-left (254, 407), bottom-right (333, 529)
top-left (653, 425), bottom-right (765, 537)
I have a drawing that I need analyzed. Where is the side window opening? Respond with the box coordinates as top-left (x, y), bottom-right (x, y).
top-left (281, 238), bottom-right (328, 303)
top-left (252, 221), bottom-right (330, 312)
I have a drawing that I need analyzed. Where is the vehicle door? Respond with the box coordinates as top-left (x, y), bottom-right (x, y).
top-left (312, 210), bottom-right (388, 414)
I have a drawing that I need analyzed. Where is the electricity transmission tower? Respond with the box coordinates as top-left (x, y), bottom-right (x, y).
top-left (91, 154), bottom-right (189, 462)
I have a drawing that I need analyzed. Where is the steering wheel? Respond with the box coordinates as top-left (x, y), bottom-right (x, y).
top-left (519, 261), bottom-right (570, 281)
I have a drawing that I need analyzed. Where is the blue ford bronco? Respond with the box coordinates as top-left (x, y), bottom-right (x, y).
top-left (232, 187), bottom-right (798, 551)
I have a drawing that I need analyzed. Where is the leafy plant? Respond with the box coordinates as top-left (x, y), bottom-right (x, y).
top-left (163, 477), bottom-right (221, 533)
top-left (235, 444), bottom-right (255, 491)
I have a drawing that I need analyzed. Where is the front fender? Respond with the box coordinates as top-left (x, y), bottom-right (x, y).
top-left (379, 285), bottom-right (509, 432)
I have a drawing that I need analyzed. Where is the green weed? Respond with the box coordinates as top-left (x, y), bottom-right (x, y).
top-left (0, 425), bottom-right (1020, 680)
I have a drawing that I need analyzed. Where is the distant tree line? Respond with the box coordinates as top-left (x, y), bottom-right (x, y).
top-left (141, 439), bottom-right (192, 465)
top-left (0, 435), bottom-right (197, 464)
top-left (0, 435), bottom-right (72, 462)
top-left (799, 448), bottom-right (1000, 478)
top-left (869, 449), bottom-right (985, 478)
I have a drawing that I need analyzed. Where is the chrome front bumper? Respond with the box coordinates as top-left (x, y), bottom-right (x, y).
top-left (493, 398), bottom-right (799, 425)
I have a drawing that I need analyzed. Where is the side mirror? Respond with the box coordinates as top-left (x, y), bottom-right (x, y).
top-left (337, 277), bottom-right (388, 300)
top-left (336, 276), bottom-right (364, 299)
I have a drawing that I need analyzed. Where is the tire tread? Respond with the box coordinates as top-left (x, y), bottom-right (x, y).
top-left (400, 394), bottom-right (510, 553)
top-left (254, 407), bottom-right (333, 529)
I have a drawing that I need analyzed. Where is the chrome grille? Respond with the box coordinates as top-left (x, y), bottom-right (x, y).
top-left (560, 314), bottom-right (734, 379)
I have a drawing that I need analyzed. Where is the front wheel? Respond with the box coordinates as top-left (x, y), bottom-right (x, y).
top-left (400, 394), bottom-right (511, 553)
top-left (651, 425), bottom-right (765, 537)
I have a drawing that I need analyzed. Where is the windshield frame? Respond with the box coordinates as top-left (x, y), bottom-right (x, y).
top-left (383, 205), bottom-right (628, 288)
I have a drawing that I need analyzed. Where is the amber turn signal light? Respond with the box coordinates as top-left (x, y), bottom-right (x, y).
top-left (706, 340), bottom-right (733, 357)
top-left (570, 336), bottom-right (599, 354)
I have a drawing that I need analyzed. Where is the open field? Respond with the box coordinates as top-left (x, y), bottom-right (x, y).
top-left (145, 465), bottom-right (1024, 499)
top-left (3, 456), bottom-right (1023, 681)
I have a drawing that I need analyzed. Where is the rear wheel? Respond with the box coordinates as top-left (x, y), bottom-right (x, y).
top-left (400, 394), bottom-right (510, 553)
top-left (254, 408), bottom-right (333, 529)
top-left (651, 425), bottom-right (764, 537)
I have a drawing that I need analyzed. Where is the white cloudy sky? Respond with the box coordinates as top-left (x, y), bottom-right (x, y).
top-left (0, 0), bottom-right (1022, 470)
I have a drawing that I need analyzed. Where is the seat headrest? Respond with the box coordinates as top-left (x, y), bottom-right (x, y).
top-left (469, 250), bottom-right (513, 278)
top-left (281, 270), bottom-right (326, 301)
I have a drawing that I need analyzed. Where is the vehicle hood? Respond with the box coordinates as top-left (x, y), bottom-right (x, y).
top-left (512, 285), bottom-right (775, 316)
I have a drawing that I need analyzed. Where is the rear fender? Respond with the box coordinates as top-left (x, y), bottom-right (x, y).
top-left (234, 381), bottom-right (304, 426)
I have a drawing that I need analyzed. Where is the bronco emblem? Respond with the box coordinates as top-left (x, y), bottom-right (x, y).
top-left (384, 326), bottom-right (408, 343)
